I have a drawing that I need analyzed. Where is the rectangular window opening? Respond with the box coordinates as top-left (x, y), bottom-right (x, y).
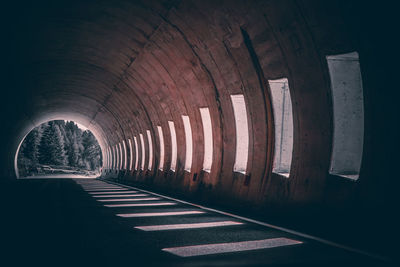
top-left (134, 136), bottom-right (139, 170)
top-left (106, 147), bottom-right (110, 169)
top-left (115, 145), bottom-right (119, 170)
top-left (269, 78), bottom-right (294, 177)
top-left (146, 130), bottom-right (153, 171)
top-left (101, 149), bottom-right (108, 169)
top-left (123, 140), bottom-right (127, 170)
top-left (199, 108), bottom-right (213, 172)
top-left (182, 115), bottom-right (193, 172)
top-left (128, 138), bottom-right (133, 171)
top-left (111, 147), bottom-right (114, 169)
top-left (168, 121), bottom-right (177, 171)
top-left (326, 51), bottom-right (363, 180)
top-left (157, 126), bottom-right (165, 171)
top-left (139, 133), bottom-right (146, 170)
top-left (110, 146), bottom-right (115, 170)
top-left (118, 142), bottom-right (123, 170)
top-left (109, 147), bottom-right (112, 169)
top-left (230, 95), bottom-right (249, 174)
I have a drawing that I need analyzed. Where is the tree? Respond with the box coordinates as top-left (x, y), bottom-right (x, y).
top-left (17, 126), bottom-right (43, 176)
top-left (82, 130), bottom-right (102, 170)
top-left (38, 121), bottom-right (67, 166)
top-left (20, 127), bottom-right (41, 164)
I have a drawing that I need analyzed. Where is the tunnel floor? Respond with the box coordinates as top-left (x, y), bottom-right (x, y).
top-left (0, 178), bottom-right (390, 267)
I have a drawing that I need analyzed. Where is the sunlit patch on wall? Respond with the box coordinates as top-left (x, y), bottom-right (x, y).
top-left (168, 121), bottom-right (177, 171)
top-left (128, 138), bottom-right (133, 171)
top-left (118, 142), bottom-right (123, 170)
top-left (112, 146), bottom-right (116, 170)
top-left (230, 95), bottom-right (249, 174)
top-left (139, 133), bottom-right (145, 170)
top-left (199, 108), bottom-right (213, 172)
top-left (268, 78), bottom-right (293, 177)
top-left (146, 130), bottom-right (153, 171)
top-left (123, 140), bottom-right (127, 170)
top-left (134, 136), bottom-right (139, 170)
top-left (157, 126), bottom-right (164, 171)
top-left (182, 115), bottom-right (193, 172)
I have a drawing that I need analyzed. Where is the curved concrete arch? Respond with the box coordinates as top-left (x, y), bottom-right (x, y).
top-left (0, 0), bottom-right (375, 198)
top-left (13, 111), bottom-right (109, 178)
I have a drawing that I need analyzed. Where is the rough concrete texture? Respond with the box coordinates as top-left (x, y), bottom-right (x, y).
top-left (0, 0), bottom-right (399, 261)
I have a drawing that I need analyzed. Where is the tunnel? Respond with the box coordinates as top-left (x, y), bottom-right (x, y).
top-left (0, 0), bottom-right (398, 266)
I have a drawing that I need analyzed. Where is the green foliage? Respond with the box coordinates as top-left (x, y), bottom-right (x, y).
top-left (17, 120), bottom-right (102, 176)
top-left (39, 121), bottom-right (67, 166)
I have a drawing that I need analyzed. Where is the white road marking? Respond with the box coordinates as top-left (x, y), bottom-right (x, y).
top-left (116, 211), bottom-right (205, 218)
top-left (104, 202), bottom-right (177, 208)
top-left (93, 194), bottom-right (148, 198)
top-left (83, 187), bottom-right (125, 190)
top-left (81, 185), bottom-right (123, 188)
top-left (162, 238), bottom-right (302, 257)
top-left (84, 189), bottom-right (128, 192)
top-left (135, 221), bottom-right (243, 231)
top-left (97, 197), bottom-right (160, 202)
top-left (89, 191), bottom-right (137, 194)
top-left (102, 180), bottom-right (389, 262)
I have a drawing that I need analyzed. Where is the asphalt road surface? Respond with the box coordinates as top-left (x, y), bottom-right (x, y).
top-left (0, 178), bottom-right (392, 266)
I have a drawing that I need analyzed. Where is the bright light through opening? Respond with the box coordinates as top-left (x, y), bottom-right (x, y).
top-left (110, 147), bottom-right (113, 169)
top-left (118, 142), bottom-right (123, 170)
top-left (116, 144), bottom-right (120, 170)
top-left (146, 130), bottom-right (153, 171)
top-left (112, 146), bottom-right (116, 170)
top-left (105, 147), bottom-right (108, 169)
top-left (269, 78), bottom-right (293, 177)
top-left (109, 147), bottom-right (111, 169)
top-left (134, 136), bottom-right (139, 170)
top-left (108, 147), bottom-right (112, 169)
top-left (128, 138), bottom-right (133, 171)
top-left (140, 133), bottom-right (145, 170)
top-left (107, 147), bottom-right (110, 169)
top-left (230, 95), bottom-right (249, 174)
top-left (200, 108), bottom-right (213, 172)
top-left (168, 121), bottom-right (177, 171)
top-left (123, 140), bottom-right (127, 170)
top-left (105, 147), bottom-right (109, 169)
top-left (182, 115), bottom-right (193, 172)
top-left (157, 126), bottom-right (165, 171)
top-left (15, 120), bottom-right (104, 178)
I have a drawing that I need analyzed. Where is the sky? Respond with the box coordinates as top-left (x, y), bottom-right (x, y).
top-left (64, 120), bottom-right (88, 131)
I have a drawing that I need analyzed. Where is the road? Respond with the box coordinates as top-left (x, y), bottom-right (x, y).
top-left (0, 178), bottom-right (392, 266)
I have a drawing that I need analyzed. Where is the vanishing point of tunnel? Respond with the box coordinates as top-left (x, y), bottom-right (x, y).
top-left (0, 0), bottom-right (398, 266)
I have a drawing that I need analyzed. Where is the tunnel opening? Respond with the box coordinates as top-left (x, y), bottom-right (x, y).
top-left (15, 120), bottom-right (103, 178)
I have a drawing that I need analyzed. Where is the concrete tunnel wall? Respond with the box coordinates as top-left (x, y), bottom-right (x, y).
top-left (1, 0), bottom-right (399, 255)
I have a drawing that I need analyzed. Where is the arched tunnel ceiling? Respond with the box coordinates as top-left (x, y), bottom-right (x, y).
top-left (10, 0), bottom-right (175, 129)
top-left (7, 0), bottom-right (346, 129)
top-left (2, 0), bottom-right (395, 208)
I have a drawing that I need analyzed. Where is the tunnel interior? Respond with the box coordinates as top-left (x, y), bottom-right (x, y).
top-left (1, 0), bottom-right (398, 263)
